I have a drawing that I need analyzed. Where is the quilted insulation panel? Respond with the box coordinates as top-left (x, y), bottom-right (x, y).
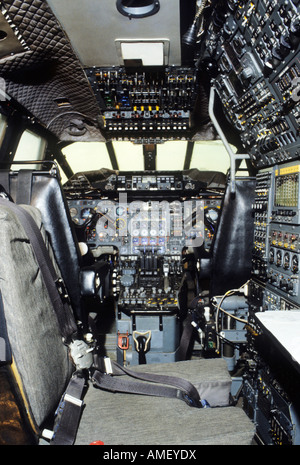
top-left (0, 0), bottom-right (104, 141)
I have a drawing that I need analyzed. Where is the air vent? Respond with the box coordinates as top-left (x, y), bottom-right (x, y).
top-left (116, 0), bottom-right (160, 18)
top-left (54, 97), bottom-right (71, 108)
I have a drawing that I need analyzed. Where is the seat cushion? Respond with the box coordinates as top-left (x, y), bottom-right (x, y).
top-left (75, 385), bottom-right (254, 445)
top-left (75, 358), bottom-right (254, 445)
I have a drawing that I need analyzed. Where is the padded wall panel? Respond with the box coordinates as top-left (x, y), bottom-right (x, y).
top-left (0, 0), bottom-right (103, 140)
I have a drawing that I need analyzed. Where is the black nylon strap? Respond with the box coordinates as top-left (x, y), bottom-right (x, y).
top-left (111, 360), bottom-right (201, 402)
top-left (51, 373), bottom-right (86, 445)
top-left (16, 170), bottom-right (33, 205)
top-left (177, 313), bottom-right (196, 361)
top-left (0, 199), bottom-right (77, 341)
top-left (92, 370), bottom-right (191, 403)
top-left (136, 335), bottom-right (147, 364)
top-left (92, 358), bottom-right (202, 408)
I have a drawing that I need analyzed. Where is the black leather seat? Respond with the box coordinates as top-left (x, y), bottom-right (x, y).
top-left (0, 166), bottom-right (110, 327)
top-left (209, 177), bottom-right (256, 296)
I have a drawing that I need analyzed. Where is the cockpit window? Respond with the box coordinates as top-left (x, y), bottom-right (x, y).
top-left (61, 142), bottom-right (113, 181)
top-left (191, 141), bottom-right (231, 174)
top-left (13, 129), bottom-right (46, 170)
top-left (156, 141), bottom-right (188, 170)
top-left (60, 139), bottom-right (233, 183)
top-left (0, 114), bottom-right (7, 147)
top-left (113, 141), bottom-right (145, 171)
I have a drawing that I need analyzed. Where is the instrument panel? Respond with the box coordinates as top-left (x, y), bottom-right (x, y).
top-left (202, 0), bottom-right (300, 169)
top-left (66, 170), bottom-right (223, 324)
top-left (65, 170), bottom-right (224, 255)
top-left (68, 197), bottom-right (215, 255)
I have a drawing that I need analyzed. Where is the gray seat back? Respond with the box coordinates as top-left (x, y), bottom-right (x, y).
top-left (0, 202), bottom-right (74, 441)
top-left (0, 168), bottom-right (83, 321)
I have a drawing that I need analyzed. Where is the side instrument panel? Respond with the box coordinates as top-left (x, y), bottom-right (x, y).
top-left (202, 0), bottom-right (300, 168)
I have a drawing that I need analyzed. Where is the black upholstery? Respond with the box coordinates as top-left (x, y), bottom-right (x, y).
top-left (0, 168), bottom-right (101, 322)
top-left (209, 177), bottom-right (256, 296)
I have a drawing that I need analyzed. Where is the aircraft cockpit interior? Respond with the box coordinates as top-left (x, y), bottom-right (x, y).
top-left (0, 0), bottom-right (299, 447)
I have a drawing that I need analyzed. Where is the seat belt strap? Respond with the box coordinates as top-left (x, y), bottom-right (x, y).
top-left (133, 330), bottom-right (151, 364)
top-left (177, 312), bottom-right (196, 361)
top-left (111, 360), bottom-right (201, 402)
top-left (49, 373), bottom-right (86, 445)
top-left (0, 199), bottom-right (77, 341)
top-left (16, 170), bottom-right (33, 205)
top-left (92, 369), bottom-right (197, 405)
top-left (92, 357), bottom-right (204, 408)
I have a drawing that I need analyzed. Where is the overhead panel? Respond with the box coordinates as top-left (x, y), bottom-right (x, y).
top-left (46, 0), bottom-right (201, 144)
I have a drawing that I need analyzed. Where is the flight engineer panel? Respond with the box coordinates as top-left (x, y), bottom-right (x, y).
top-left (202, 0), bottom-right (300, 169)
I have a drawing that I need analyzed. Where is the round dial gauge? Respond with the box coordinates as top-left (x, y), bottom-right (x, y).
top-left (69, 207), bottom-right (78, 218)
top-left (206, 208), bottom-right (219, 223)
top-left (81, 207), bottom-right (94, 220)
